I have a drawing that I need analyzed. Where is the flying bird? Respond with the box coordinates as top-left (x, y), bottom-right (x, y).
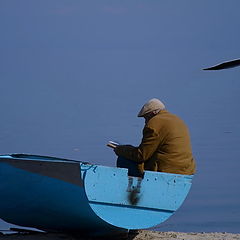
top-left (203, 59), bottom-right (240, 70)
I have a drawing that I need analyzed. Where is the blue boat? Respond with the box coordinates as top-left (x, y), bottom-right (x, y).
top-left (0, 154), bottom-right (193, 236)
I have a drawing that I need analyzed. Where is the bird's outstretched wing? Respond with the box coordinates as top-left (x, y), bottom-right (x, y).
top-left (203, 59), bottom-right (240, 70)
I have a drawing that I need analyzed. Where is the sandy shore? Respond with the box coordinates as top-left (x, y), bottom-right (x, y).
top-left (0, 230), bottom-right (240, 240)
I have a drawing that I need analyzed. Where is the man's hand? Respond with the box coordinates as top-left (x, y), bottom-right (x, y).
top-left (114, 145), bottom-right (135, 157)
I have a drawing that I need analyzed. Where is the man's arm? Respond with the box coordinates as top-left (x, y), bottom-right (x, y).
top-left (114, 126), bottom-right (161, 163)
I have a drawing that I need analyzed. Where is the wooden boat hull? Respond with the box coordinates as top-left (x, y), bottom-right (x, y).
top-left (0, 154), bottom-right (193, 236)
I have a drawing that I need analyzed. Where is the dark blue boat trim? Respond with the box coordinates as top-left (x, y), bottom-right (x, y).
top-left (88, 200), bottom-right (174, 213)
top-left (9, 154), bottom-right (88, 164)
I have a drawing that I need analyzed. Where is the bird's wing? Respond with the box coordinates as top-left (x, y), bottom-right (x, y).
top-left (203, 59), bottom-right (240, 70)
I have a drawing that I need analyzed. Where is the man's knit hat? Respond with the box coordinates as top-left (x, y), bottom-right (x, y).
top-left (137, 98), bottom-right (165, 117)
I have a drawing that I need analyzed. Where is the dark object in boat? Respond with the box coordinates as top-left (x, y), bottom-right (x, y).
top-left (203, 59), bottom-right (240, 70)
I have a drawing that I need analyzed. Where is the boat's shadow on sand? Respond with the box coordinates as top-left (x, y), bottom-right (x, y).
top-left (0, 231), bottom-right (140, 240)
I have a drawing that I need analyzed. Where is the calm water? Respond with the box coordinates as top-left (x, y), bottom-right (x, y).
top-left (0, 0), bottom-right (239, 234)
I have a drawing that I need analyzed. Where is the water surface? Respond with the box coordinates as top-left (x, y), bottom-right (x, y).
top-left (0, 0), bottom-right (239, 233)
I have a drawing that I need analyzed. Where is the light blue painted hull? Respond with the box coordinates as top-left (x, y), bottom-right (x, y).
top-left (0, 154), bottom-right (193, 236)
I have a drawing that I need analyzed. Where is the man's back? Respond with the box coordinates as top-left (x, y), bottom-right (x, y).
top-left (144, 110), bottom-right (196, 175)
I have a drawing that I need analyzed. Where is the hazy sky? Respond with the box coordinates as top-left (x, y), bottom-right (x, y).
top-left (0, 0), bottom-right (240, 233)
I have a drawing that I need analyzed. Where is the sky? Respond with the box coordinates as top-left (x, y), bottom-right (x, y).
top-left (0, 0), bottom-right (240, 233)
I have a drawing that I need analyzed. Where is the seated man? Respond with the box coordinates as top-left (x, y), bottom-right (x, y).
top-left (114, 98), bottom-right (196, 177)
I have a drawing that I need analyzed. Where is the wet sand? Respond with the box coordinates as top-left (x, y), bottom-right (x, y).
top-left (1, 230), bottom-right (240, 240)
